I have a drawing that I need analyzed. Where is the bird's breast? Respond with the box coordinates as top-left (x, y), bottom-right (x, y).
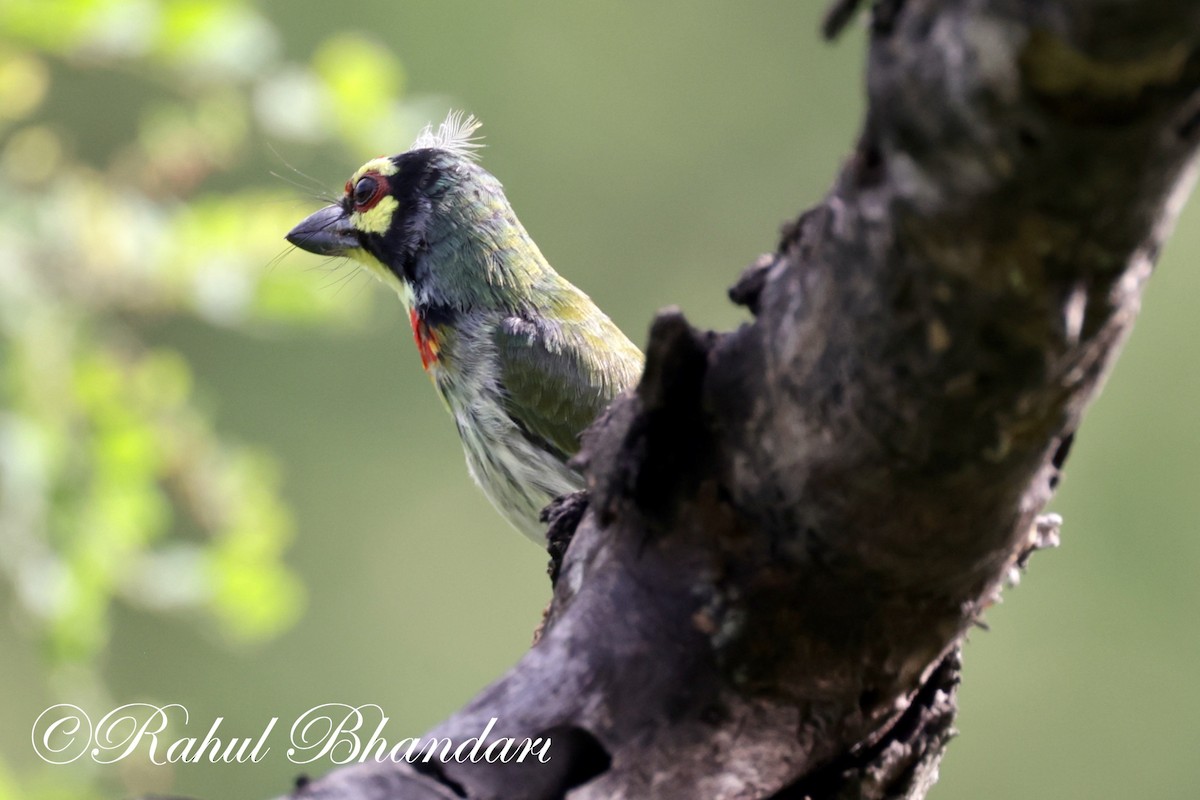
top-left (408, 308), bottom-right (441, 371)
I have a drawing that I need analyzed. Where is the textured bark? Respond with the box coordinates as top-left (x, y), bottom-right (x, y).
top-left (273, 1), bottom-right (1200, 798)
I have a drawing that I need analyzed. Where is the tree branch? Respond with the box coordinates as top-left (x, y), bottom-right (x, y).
top-left (275, 1), bottom-right (1200, 797)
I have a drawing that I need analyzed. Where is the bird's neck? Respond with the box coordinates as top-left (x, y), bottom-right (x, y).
top-left (414, 189), bottom-right (567, 315)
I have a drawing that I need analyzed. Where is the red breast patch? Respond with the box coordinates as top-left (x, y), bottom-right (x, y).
top-left (409, 308), bottom-right (440, 370)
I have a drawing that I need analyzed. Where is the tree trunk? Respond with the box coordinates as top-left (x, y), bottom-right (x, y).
top-left (276, 2), bottom-right (1200, 798)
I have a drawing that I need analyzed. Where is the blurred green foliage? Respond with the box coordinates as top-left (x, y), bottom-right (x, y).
top-left (0, 1), bottom-right (419, 796)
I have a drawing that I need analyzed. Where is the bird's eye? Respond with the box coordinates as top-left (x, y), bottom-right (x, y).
top-left (353, 177), bottom-right (376, 205)
top-left (350, 174), bottom-right (386, 211)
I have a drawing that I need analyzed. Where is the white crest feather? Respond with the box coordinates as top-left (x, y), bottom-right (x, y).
top-left (411, 111), bottom-right (484, 160)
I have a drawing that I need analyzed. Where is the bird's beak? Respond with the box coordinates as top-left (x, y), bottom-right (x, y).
top-left (286, 205), bottom-right (359, 255)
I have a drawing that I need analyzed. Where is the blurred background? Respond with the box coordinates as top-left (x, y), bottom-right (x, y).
top-left (1, 2), bottom-right (1197, 798)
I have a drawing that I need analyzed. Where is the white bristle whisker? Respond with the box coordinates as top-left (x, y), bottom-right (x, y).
top-left (411, 110), bottom-right (485, 160)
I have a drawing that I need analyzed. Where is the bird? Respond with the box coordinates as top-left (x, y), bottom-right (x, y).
top-left (286, 113), bottom-right (644, 545)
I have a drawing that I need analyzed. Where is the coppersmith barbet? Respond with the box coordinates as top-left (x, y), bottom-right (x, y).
top-left (286, 114), bottom-right (644, 544)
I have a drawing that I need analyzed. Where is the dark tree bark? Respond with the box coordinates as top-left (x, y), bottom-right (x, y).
top-left (274, 1), bottom-right (1200, 798)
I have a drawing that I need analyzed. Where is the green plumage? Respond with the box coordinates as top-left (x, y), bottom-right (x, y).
top-left (495, 307), bottom-right (640, 461)
top-left (287, 114), bottom-right (643, 544)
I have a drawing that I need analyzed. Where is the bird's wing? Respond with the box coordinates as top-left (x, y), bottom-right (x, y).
top-left (494, 313), bottom-right (643, 461)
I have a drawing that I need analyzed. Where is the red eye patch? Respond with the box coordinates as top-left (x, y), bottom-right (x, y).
top-left (348, 172), bottom-right (388, 212)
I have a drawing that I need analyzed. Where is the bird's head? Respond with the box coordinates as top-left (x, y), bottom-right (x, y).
top-left (286, 112), bottom-right (538, 308)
